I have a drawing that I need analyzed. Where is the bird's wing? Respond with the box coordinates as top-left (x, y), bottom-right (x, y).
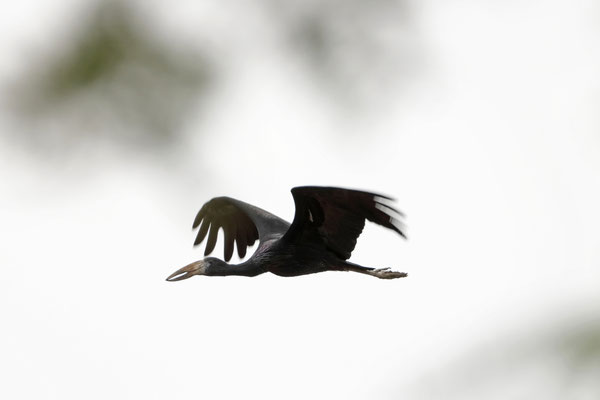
top-left (283, 186), bottom-right (406, 260)
top-left (192, 196), bottom-right (290, 261)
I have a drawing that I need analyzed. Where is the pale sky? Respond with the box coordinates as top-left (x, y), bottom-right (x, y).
top-left (1, 1), bottom-right (599, 399)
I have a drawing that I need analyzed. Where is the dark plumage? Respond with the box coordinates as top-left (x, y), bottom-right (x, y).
top-left (166, 186), bottom-right (407, 281)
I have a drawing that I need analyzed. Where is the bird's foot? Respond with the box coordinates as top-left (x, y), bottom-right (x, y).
top-left (369, 267), bottom-right (407, 279)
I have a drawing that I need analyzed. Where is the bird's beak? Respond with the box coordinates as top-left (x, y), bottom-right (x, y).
top-left (166, 260), bottom-right (206, 282)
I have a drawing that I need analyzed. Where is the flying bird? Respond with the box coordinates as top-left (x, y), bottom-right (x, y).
top-left (166, 186), bottom-right (407, 281)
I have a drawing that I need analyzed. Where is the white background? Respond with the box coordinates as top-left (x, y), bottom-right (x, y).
top-left (1, 1), bottom-right (599, 399)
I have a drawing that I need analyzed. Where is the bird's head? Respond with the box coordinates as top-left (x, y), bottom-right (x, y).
top-left (166, 258), bottom-right (220, 281)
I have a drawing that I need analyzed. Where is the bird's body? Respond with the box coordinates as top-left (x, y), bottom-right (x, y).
top-left (167, 186), bottom-right (407, 281)
top-left (258, 240), bottom-right (338, 277)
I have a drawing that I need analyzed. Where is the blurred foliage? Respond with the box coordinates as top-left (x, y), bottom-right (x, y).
top-left (8, 0), bottom-right (211, 152)
top-left (412, 311), bottom-right (600, 399)
top-left (555, 316), bottom-right (600, 386)
top-left (265, 0), bottom-right (421, 105)
top-left (532, 317), bottom-right (600, 397)
top-left (4, 0), bottom-right (422, 155)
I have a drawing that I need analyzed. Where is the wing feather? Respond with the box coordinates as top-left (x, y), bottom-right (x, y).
top-left (194, 218), bottom-right (210, 246)
top-left (283, 186), bottom-right (406, 260)
top-left (236, 223), bottom-right (248, 258)
top-left (223, 221), bottom-right (235, 261)
top-left (204, 223), bottom-right (219, 256)
top-left (191, 196), bottom-right (290, 260)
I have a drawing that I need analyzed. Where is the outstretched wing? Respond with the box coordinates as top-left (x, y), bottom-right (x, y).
top-left (192, 197), bottom-right (290, 261)
top-left (282, 186), bottom-right (406, 260)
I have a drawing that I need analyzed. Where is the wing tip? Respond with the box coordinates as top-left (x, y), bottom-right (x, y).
top-left (192, 209), bottom-right (204, 229)
top-left (390, 221), bottom-right (408, 239)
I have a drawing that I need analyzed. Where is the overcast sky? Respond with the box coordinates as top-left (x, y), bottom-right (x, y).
top-left (1, 1), bottom-right (599, 399)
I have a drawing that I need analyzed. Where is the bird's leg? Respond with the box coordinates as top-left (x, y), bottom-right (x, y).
top-left (340, 261), bottom-right (407, 279)
top-left (364, 267), bottom-right (407, 279)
